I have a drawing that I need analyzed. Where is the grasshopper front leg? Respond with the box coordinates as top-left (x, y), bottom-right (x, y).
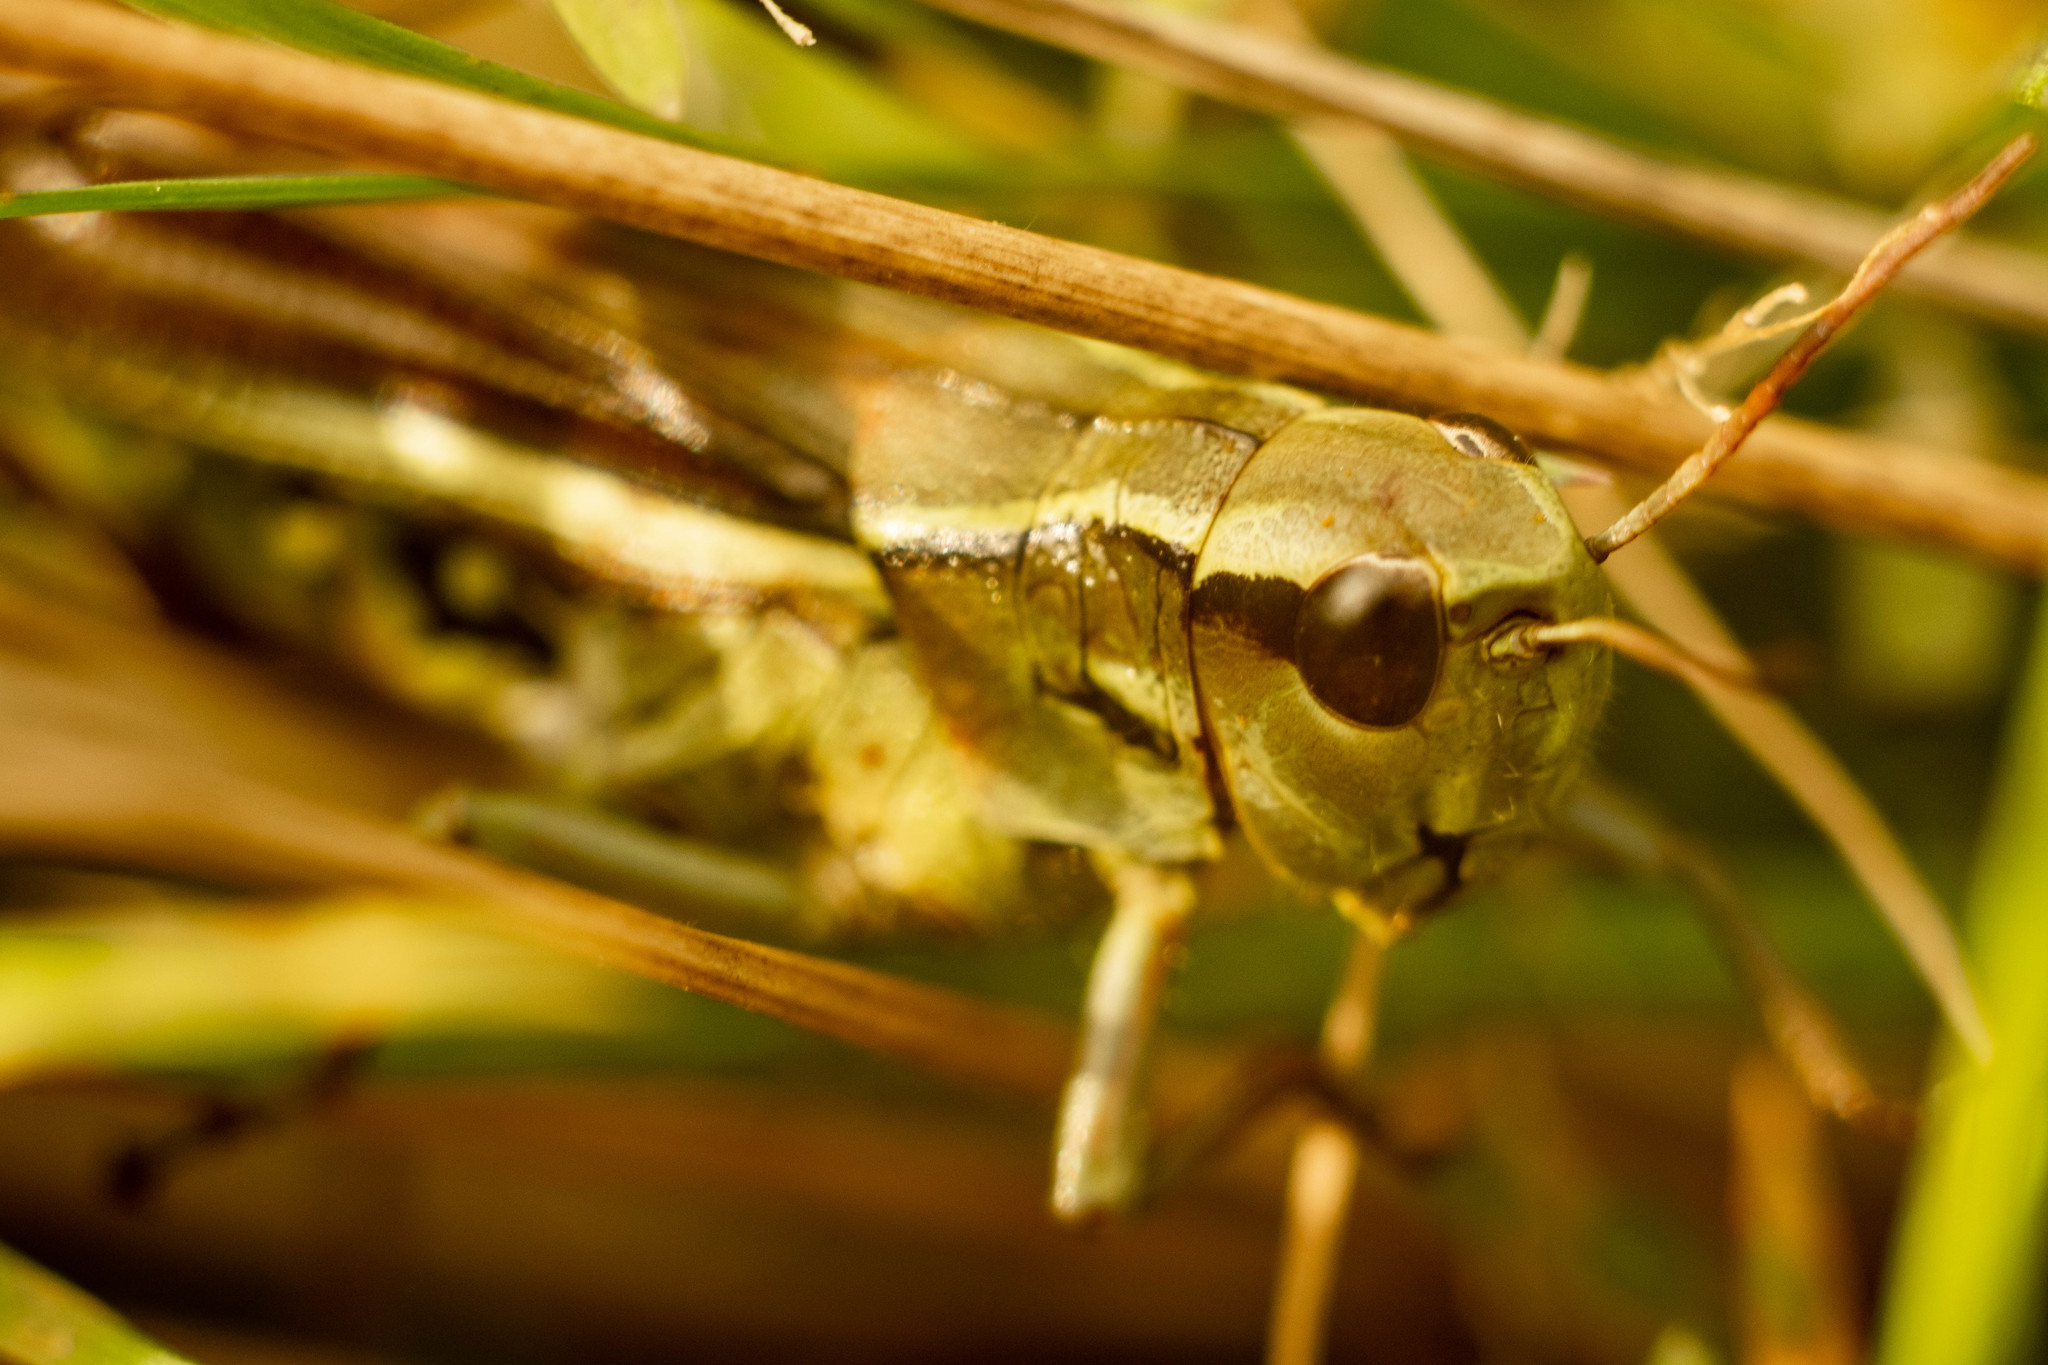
top-left (1051, 857), bottom-right (1197, 1224)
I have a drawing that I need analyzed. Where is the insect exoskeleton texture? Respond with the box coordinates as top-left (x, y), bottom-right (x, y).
top-left (855, 364), bottom-right (1612, 917)
top-left (1190, 408), bottom-right (1612, 911)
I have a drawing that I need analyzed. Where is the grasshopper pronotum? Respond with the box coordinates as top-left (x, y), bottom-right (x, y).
top-left (0, 67), bottom-right (2022, 1354)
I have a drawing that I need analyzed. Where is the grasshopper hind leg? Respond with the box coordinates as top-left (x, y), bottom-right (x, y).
top-left (419, 787), bottom-right (815, 939)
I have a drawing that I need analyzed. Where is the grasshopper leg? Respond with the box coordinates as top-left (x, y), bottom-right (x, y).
top-left (1564, 783), bottom-right (1910, 1134)
top-left (417, 787), bottom-right (812, 938)
top-left (1050, 858), bottom-right (1196, 1225)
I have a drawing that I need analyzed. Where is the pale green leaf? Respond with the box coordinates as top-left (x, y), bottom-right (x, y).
top-left (0, 897), bottom-right (636, 1084)
top-left (117, 0), bottom-right (994, 183)
top-left (547, 0), bottom-right (690, 121)
top-left (675, 0), bottom-right (988, 179)
top-left (115, 0), bottom-right (749, 156)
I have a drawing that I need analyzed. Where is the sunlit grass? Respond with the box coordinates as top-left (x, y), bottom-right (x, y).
top-left (0, 174), bottom-right (466, 218)
top-left (1877, 596), bottom-right (2048, 1365)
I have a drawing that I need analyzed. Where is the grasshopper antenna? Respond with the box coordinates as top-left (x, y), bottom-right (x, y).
top-left (1586, 133), bottom-right (2037, 561)
top-left (1490, 615), bottom-right (1759, 692)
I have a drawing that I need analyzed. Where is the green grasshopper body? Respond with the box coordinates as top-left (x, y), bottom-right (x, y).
top-left (0, 116), bottom-right (1611, 1216)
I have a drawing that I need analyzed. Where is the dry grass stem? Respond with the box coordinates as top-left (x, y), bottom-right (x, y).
top-left (3, 0), bottom-right (2048, 572)
top-left (1291, 118), bottom-right (1529, 349)
top-left (757, 0), bottom-right (818, 46)
top-left (1531, 254), bottom-right (1593, 363)
top-left (0, 725), bottom-right (1084, 1101)
top-left (1730, 1057), bottom-right (1864, 1364)
top-left (1564, 484), bottom-right (1992, 1061)
top-left (1265, 911), bottom-right (1401, 1365)
top-left (1265, 1120), bottom-right (1360, 1365)
top-left (1589, 136), bottom-right (2037, 560)
top-left (903, 0), bottom-right (2048, 338)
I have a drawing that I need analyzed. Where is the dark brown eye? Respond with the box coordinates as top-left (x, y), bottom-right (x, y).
top-left (1294, 557), bottom-right (1442, 728)
top-left (1430, 412), bottom-right (1535, 465)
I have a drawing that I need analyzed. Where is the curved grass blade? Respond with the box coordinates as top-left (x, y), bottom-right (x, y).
top-left (548, 0), bottom-right (690, 120)
top-left (0, 896), bottom-right (639, 1086)
top-left (0, 1240), bottom-right (200, 1365)
top-left (0, 173), bottom-right (467, 219)
top-left (116, 0), bottom-right (756, 158)
top-left (671, 0), bottom-right (989, 178)
top-left (1876, 597), bottom-right (2048, 1365)
top-left (119, 0), bottom-right (990, 181)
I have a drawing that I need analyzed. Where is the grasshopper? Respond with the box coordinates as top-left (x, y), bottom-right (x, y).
top-left (0, 103), bottom-right (1979, 1234)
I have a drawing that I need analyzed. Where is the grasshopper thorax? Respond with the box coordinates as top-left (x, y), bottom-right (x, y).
top-left (1191, 408), bottom-right (1612, 911)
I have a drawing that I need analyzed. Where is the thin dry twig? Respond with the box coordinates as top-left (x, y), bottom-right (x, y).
top-left (1589, 136), bottom-right (2037, 560)
top-left (1266, 1121), bottom-right (1359, 1365)
top-left (1729, 1057), bottom-right (1865, 1364)
top-left (1292, 117), bottom-right (1528, 349)
top-left (756, 0), bottom-right (817, 46)
top-left (1530, 253), bottom-right (1593, 363)
top-left (901, 0), bottom-right (2048, 338)
top-left (2, 0), bottom-right (2048, 572)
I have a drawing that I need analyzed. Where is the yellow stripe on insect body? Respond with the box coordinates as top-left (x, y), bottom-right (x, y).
top-left (373, 402), bottom-right (888, 619)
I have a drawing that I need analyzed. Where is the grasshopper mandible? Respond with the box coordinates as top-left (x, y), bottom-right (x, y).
top-left (0, 104), bottom-right (1984, 1228)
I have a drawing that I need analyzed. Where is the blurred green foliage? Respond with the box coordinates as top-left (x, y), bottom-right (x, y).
top-left (1877, 598), bottom-right (2048, 1365)
top-left (116, 0), bottom-right (749, 152)
top-left (0, 1239), bottom-right (196, 1365)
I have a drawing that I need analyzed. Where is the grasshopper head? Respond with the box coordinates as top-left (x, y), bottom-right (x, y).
top-left (1191, 408), bottom-right (1611, 912)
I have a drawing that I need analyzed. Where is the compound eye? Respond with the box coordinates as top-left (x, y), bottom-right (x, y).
top-left (1430, 412), bottom-right (1535, 465)
top-left (1294, 557), bottom-right (1442, 728)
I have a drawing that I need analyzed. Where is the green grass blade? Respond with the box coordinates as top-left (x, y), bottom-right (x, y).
top-left (1875, 598), bottom-right (2048, 1365)
top-left (0, 173), bottom-right (468, 218)
top-left (672, 0), bottom-right (990, 179)
top-left (116, 0), bottom-right (755, 157)
top-left (0, 1240), bottom-right (200, 1365)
